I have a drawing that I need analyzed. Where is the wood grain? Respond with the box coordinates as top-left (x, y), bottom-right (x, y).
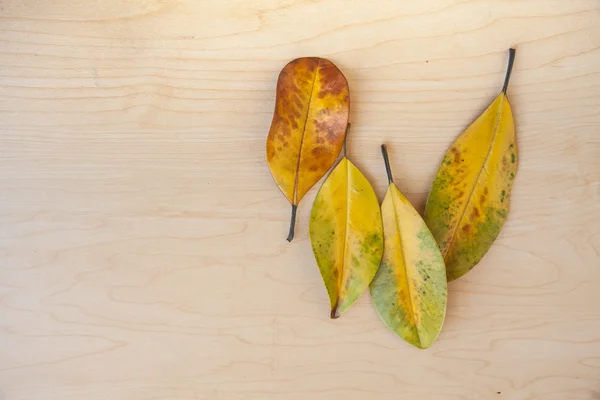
top-left (1, 0), bottom-right (600, 399)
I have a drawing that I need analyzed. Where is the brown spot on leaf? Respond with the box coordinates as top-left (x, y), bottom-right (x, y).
top-left (278, 85), bottom-right (288, 99)
top-left (451, 147), bottom-right (461, 163)
top-left (283, 141), bottom-right (289, 148)
top-left (277, 146), bottom-right (283, 151)
top-left (316, 137), bottom-right (325, 144)
top-left (472, 207), bottom-right (480, 218)
top-left (271, 111), bottom-right (283, 126)
top-left (480, 187), bottom-right (489, 203)
top-left (312, 146), bottom-right (328, 157)
top-left (462, 224), bottom-right (471, 233)
top-left (317, 62), bottom-right (347, 98)
top-left (314, 119), bottom-right (346, 145)
top-left (309, 165), bottom-right (318, 171)
top-left (293, 95), bottom-right (303, 109)
top-left (266, 144), bottom-right (274, 159)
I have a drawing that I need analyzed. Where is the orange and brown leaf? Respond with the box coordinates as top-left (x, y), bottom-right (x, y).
top-left (266, 58), bottom-right (350, 206)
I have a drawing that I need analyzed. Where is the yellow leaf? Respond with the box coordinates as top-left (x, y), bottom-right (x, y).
top-left (266, 57), bottom-right (350, 241)
top-left (370, 145), bottom-right (447, 349)
top-left (424, 48), bottom-right (518, 281)
top-left (309, 152), bottom-right (383, 319)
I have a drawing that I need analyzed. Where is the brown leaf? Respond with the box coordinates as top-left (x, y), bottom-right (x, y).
top-left (266, 57), bottom-right (350, 241)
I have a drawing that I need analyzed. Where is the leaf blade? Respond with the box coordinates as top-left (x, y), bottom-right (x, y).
top-left (371, 184), bottom-right (448, 349)
top-left (266, 57), bottom-right (350, 205)
top-left (424, 50), bottom-right (518, 281)
top-left (309, 158), bottom-right (383, 318)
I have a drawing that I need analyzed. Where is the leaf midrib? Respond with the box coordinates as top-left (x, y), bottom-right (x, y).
top-left (390, 186), bottom-right (423, 347)
top-left (336, 158), bottom-right (351, 309)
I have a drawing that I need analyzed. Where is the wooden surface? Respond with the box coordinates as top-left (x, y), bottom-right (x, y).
top-left (1, 0), bottom-right (600, 399)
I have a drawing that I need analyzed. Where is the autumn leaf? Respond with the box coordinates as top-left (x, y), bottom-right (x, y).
top-left (266, 57), bottom-right (350, 241)
top-left (309, 134), bottom-right (383, 319)
top-left (424, 48), bottom-right (518, 281)
top-left (370, 145), bottom-right (447, 349)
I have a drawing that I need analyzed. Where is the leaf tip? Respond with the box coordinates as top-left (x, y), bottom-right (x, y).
top-left (330, 301), bottom-right (341, 319)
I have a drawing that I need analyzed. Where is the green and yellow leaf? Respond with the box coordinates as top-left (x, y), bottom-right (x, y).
top-left (424, 48), bottom-right (518, 281)
top-left (266, 57), bottom-right (350, 241)
top-left (370, 145), bottom-right (447, 349)
top-left (310, 156), bottom-right (383, 319)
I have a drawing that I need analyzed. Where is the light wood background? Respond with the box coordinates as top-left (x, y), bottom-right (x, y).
top-left (1, 0), bottom-right (600, 399)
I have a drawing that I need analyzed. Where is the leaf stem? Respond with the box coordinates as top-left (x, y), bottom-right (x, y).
top-left (381, 144), bottom-right (394, 184)
top-left (342, 123), bottom-right (351, 158)
top-left (502, 48), bottom-right (516, 95)
top-left (286, 204), bottom-right (297, 242)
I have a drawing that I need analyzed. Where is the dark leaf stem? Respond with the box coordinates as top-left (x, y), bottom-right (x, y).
top-left (342, 123), bottom-right (351, 158)
top-left (381, 144), bottom-right (394, 184)
top-left (502, 48), bottom-right (516, 95)
top-left (286, 204), bottom-right (297, 242)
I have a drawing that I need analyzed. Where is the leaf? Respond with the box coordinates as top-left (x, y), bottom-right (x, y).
top-left (266, 57), bottom-right (350, 242)
top-left (370, 145), bottom-right (447, 349)
top-left (309, 148), bottom-right (383, 319)
top-left (424, 48), bottom-right (518, 281)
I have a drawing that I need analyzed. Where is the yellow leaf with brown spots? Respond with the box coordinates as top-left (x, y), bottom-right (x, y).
top-left (266, 57), bottom-right (350, 241)
top-left (309, 152), bottom-right (383, 319)
top-left (424, 49), bottom-right (518, 281)
top-left (370, 145), bottom-right (447, 349)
